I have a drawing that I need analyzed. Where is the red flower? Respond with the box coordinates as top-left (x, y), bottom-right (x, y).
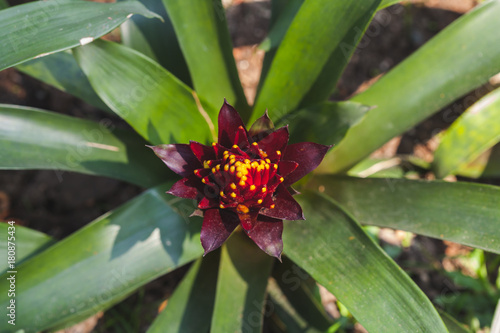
top-left (149, 101), bottom-right (330, 259)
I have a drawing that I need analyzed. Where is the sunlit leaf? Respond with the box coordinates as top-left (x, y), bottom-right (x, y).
top-left (0, 186), bottom-right (204, 332)
top-left (162, 0), bottom-right (249, 119)
top-left (16, 52), bottom-right (109, 111)
top-left (74, 39), bottom-right (214, 145)
top-left (252, 0), bottom-right (380, 123)
top-left (283, 192), bottom-right (447, 333)
top-left (308, 176), bottom-right (500, 254)
top-left (0, 0), bottom-right (160, 71)
top-left (211, 231), bottom-right (274, 333)
top-left (120, 0), bottom-right (192, 86)
top-left (147, 254), bottom-right (219, 333)
top-left (283, 191), bottom-right (448, 332)
top-left (433, 88), bottom-right (500, 178)
top-left (0, 105), bottom-right (169, 187)
top-left (326, 0), bottom-right (500, 172)
top-left (0, 223), bottom-right (54, 274)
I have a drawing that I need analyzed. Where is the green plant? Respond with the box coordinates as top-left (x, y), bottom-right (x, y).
top-left (0, 0), bottom-right (499, 332)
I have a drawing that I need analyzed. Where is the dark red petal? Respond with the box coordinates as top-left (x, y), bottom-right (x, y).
top-left (245, 216), bottom-right (283, 260)
top-left (234, 125), bottom-right (250, 149)
top-left (167, 176), bottom-right (202, 200)
top-left (260, 185), bottom-right (305, 221)
top-left (190, 141), bottom-right (216, 162)
top-left (282, 142), bottom-right (331, 185)
top-left (278, 161), bottom-right (298, 178)
top-left (198, 196), bottom-right (218, 209)
top-left (218, 100), bottom-right (246, 148)
top-left (238, 209), bottom-right (259, 231)
top-left (248, 110), bottom-right (274, 141)
top-left (257, 126), bottom-right (289, 159)
top-left (148, 144), bottom-right (201, 177)
top-left (201, 209), bottom-right (240, 255)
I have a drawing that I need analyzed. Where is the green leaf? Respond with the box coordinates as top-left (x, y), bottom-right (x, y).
top-left (74, 39), bottom-right (214, 145)
top-left (281, 101), bottom-right (370, 145)
top-left (0, 186), bottom-right (204, 332)
top-left (0, 0), bottom-right (160, 71)
top-left (0, 223), bottom-right (55, 274)
top-left (267, 279), bottom-right (324, 333)
top-left (438, 310), bottom-right (471, 333)
top-left (0, 0), bottom-right (8, 10)
top-left (283, 191), bottom-right (448, 332)
top-left (308, 176), bottom-right (500, 254)
top-left (456, 144), bottom-right (500, 179)
top-left (252, 0), bottom-right (380, 123)
top-left (378, 0), bottom-right (401, 9)
top-left (120, 0), bottom-right (192, 86)
top-left (211, 231), bottom-right (274, 333)
top-left (147, 253), bottom-right (219, 333)
top-left (272, 257), bottom-right (334, 331)
top-left (345, 157), bottom-right (404, 178)
top-left (161, 0), bottom-right (249, 119)
top-left (327, 0), bottom-right (500, 173)
top-left (0, 105), bottom-right (169, 188)
top-left (258, 0), bottom-right (303, 52)
top-left (16, 52), bottom-right (109, 111)
top-left (433, 88), bottom-right (500, 178)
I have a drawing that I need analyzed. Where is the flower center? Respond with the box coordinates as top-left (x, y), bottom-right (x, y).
top-left (196, 149), bottom-right (283, 214)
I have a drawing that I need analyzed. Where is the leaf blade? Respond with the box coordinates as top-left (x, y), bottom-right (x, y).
top-left (16, 52), bottom-right (110, 111)
top-left (147, 254), bottom-right (219, 333)
top-left (0, 223), bottom-right (55, 274)
top-left (211, 231), bottom-right (274, 333)
top-left (433, 88), bottom-right (500, 178)
top-left (327, 1), bottom-right (500, 172)
top-left (73, 40), bottom-right (213, 145)
top-left (283, 191), bottom-right (448, 332)
top-left (162, 0), bottom-right (249, 118)
top-left (120, 0), bottom-right (192, 86)
top-left (0, 0), bottom-right (160, 71)
top-left (252, 0), bottom-right (380, 123)
top-left (0, 187), bottom-right (204, 332)
top-left (308, 176), bottom-right (500, 254)
top-left (0, 105), bottom-right (169, 187)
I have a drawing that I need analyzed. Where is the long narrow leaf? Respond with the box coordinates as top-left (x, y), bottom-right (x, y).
top-left (281, 101), bottom-right (370, 145)
top-left (211, 231), bottom-right (274, 333)
top-left (284, 191), bottom-right (448, 332)
top-left (0, 105), bottom-right (169, 187)
top-left (120, 0), bottom-right (192, 86)
top-left (0, 186), bottom-right (204, 332)
top-left (308, 176), bottom-right (500, 254)
top-left (16, 52), bottom-right (110, 111)
top-left (433, 88), bottom-right (500, 178)
top-left (0, 223), bottom-right (55, 274)
top-left (272, 257), bottom-right (333, 331)
top-left (0, 0), bottom-right (160, 71)
top-left (147, 254), bottom-right (219, 333)
top-left (161, 0), bottom-right (249, 118)
top-left (252, 0), bottom-right (380, 123)
top-left (74, 40), bottom-right (214, 145)
top-left (327, 0), bottom-right (500, 172)
top-left (439, 310), bottom-right (471, 333)
top-left (0, 0), bottom-right (9, 10)
top-left (456, 144), bottom-right (500, 179)
top-left (267, 279), bottom-right (324, 333)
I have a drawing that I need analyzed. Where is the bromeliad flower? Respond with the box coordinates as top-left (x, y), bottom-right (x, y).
top-left (149, 101), bottom-right (330, 259)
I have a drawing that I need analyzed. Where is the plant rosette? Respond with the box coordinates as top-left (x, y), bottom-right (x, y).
top-left (149, 100), bottom-right (330, 259)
